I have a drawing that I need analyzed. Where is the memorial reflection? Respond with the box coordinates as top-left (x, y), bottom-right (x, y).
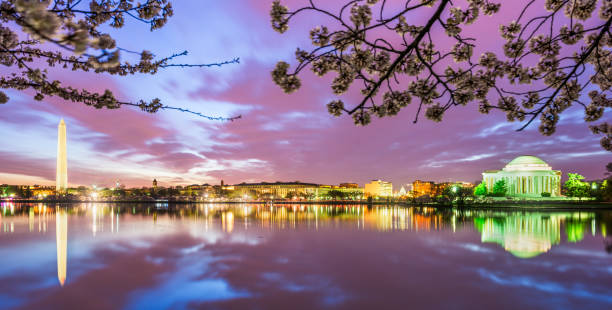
top-left (473, 213), bottom-right (596, 258)
top-left (0, 203), bottom-right (611, 268)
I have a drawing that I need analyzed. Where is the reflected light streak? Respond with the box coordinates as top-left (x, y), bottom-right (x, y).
top-left (56, 209), bottom-right (67, 287)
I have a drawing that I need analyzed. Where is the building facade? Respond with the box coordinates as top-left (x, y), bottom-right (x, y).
top-left (364, 180), bottom-right (393, 197)
top-left (231, 182), bottom-right (365, 199)
top-left (232, 182), bottom-right (320, 199)
top-left (412, 180), bottom-right (449, 197)
top-left (482, 156), bottom-right (561, 197)
top-left (317, 185), bottom-right (364, 199)
top-left (412, 180), bottom-right (435, 197)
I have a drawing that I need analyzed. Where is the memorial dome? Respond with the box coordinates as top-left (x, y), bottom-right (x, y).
top-left (503, 155), bottom-right (551, 172)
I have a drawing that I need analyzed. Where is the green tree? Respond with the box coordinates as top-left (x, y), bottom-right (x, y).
top-left (564, 173), bottom-right (590, 200)
top-left (328, 190), bottom-right (346, 200)
top-left (23, 187), bottom-right (33, 199)
top-left (155, 188), bottom-right (168, 198)
top-left (346, 190), bottom-right (362, 200)
top-left (601, 180), bottom-right (611, 202)
top-left (603, 163), bottom-right (612, 201)
top-left (474, 182), bottom-right (487, 196)
top-left (442, 185), bottom-right (474, 204)
top-left (491, 180), bottom-right (507, 197)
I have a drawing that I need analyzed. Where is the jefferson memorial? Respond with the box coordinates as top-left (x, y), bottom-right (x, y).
top-left (482, 156), bottom-right (562, 197)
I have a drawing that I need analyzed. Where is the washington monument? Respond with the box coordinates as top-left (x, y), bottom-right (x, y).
top-left (56, 119), bottom-right (67, 193)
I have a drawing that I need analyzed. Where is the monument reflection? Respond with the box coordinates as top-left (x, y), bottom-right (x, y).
top-left (56, 208), bottom-right (67, 286)
top-left (0, 202), bottom-right (611, 309)
top-left (30, 204), bottom-right (609, 264)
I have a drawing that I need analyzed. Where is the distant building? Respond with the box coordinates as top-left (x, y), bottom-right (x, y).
top-left (476, 213), bottom-right (564, 258)
top-left (412, 180), bottom-right (469, 197)
top-left (413, 180), bottom-right (435, 197)
top-left (31, 185), bottom-right (54, 198)
top-left (318, 184), bottom-right (364, 199)
top-left (232, 182), bottom-right (320, 199)
top-left (398, 186), bottom-right (407, 196)
top-left (482, 155), bottom-right (561, 197)
top-left (364, 180), bottom-right (393, 197)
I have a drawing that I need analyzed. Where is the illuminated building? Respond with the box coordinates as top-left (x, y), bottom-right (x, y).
top-left (364, 180), bottom-right (392, 197)
top-left (180, 184), bottom-right (204, 197)
top-left (482, 155), bottom-right (561, 197)
top-left (31, 185), bottom-right (54, 197)
top-left (56, 209), bottom-right (67, 286)
top-left (412, 181), bottom-right (472, 197)
top-left (317, 185), bottom-right (364, 199)
top-left (398, 186), bottom-right (407, 196)
top-left (231, 182), bottom-right (363, 199)
top-left (232, 182), bottom-right (320, 199)
top-left (412, 180), bottom-right (435, 197)
top-left (56, 119), bottom-right (68, 193)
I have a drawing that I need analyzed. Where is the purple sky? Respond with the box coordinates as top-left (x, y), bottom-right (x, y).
top-left (0, 1), bottom-right (609, 188)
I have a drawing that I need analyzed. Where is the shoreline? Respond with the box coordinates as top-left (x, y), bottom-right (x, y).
top-left (3, 199), bottom-right (612, 210)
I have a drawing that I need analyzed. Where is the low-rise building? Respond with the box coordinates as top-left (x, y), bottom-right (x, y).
top-left (364, 180), bottom-right (393, 198)
top-left (317, 184), bottom-right (364, 199)
top-left (232, 182), bottom-right (320, 199)
top-left (413, 180), bottom-right (435, 197)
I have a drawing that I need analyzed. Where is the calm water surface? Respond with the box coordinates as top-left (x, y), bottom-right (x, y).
top-left (0, 202), bottom-right (611, 310)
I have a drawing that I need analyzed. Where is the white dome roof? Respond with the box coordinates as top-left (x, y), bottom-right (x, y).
top-left (503, 155), bottom-right (552, 172)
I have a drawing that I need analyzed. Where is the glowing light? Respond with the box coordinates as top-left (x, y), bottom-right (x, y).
top-left (56, 209), bottom-right (67, 286)
top-left (56, 119), bottom-right (68, 193)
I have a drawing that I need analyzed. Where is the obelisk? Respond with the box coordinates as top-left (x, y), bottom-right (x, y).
top-left (56, 119), bottom-right (67, 193)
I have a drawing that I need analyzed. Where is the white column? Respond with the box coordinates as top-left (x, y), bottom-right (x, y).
top-left (56, 119), bottom-right (68, 192)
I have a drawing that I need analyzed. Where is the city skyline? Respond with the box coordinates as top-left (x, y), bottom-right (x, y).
top-left (0, 117), bottom-right (604, 189)
top-left (0, 1), bottom-right (609, 188)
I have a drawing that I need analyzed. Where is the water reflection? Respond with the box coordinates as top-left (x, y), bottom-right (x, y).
top-left (1, 203), bottom-right (610, 259)
top-left (0, 202), bottom-right (610, 309)
top-left (56, 209), bottom-right (67, 286)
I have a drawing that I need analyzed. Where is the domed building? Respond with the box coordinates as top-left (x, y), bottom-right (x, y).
top-left (482, 156), bottom-right (561, 197)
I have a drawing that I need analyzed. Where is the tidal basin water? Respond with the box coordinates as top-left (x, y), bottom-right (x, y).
top-left (0, 203), bottom-right (611, 310)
